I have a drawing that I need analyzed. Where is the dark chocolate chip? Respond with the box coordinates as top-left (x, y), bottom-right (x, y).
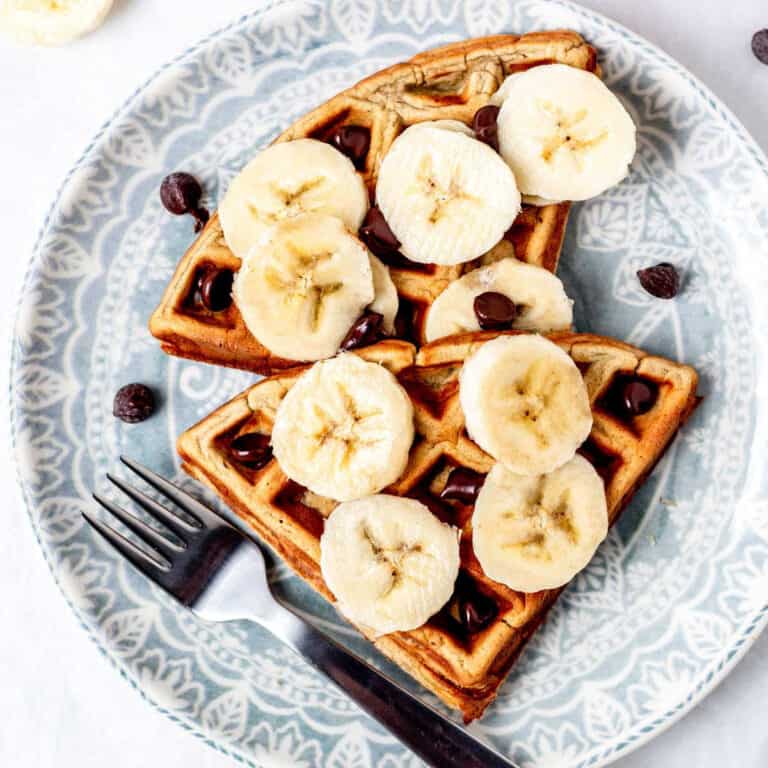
top-left (454, 573), bottom-right (498, 634)
top-left (359, 207), bottom-right (430, 270)
top-left (113, 383), bottom-right (155, 424)
top-left (637, 262), bottom-right (680, 299)
top-left (430, 605), bottom-right (465, 637)
top-left (472, 105), bottom-right (500, 152)
top-left (473, 291), bottom-right (517, 330)
top-left (199, 268), bottom-right (234, 312)
top-left (440, 467), bottom-right (486, 504)
top-left (752, 29), bottom-right (768, 65)
top-left (160, 172), bottom-right (209, 231)
top-left (230, 433), bottom-right (272, 468)
top-left (620, 379), bottom-right (657, 416)
top-left (359, 207), bottom-right (401, 257)
top-left (461, 591), bottom-right (498, 634)
top-left (330, 125), bottom-right (371, 169)
top-left (160, 173), bottom-right (200, 214)
top-left (374, 248), bottom-right (424, 271)
top-left (340, 311), bottom-right (385, 351)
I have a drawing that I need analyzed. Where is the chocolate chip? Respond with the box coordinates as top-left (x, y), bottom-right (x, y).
top-left (340, 311), bottom-right (384, 351)
top-left (376, 248), bottom-right (423, 271)
top-left (160, 172), bottom-right (209, 231)
top-left (440, 467), bottom-right (486, 504)
top-left (620, 379), bottom-right (657, 416)
top-left (452, 574), bottom-right (498, 635)
top-left (752, 29), bottom-right (768, 64)
top-left (113, 383), bottom-right (155, 423)
top-left (359, 207), bottom-right (401, 258)
top-left (359, 207), bottom-right (429, 270)
top-left (160, 173), bottom-right (200, 215)
top-left (230, 433), bottom-right (272, 468)
top-left (330, 125), bottom-right (371, 169)
top-left (472, 105), bottom-right (500, 152)
top-left (199, 268), bottom-right (233, 312)
top-left (473, 291), bottom-right (517, 330)
top-left (601, 375), bottom-right (659, 421)
top-left (637, 262), bottom-right (680, 299)
top-left (461, 591), bottom-right (498, 634)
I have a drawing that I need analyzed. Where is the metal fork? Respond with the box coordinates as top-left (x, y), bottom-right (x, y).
top-left (84, 457), bottom-right (516, 768)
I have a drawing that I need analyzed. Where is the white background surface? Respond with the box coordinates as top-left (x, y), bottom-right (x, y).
top-left (1, 2), bottom-right (767, 766)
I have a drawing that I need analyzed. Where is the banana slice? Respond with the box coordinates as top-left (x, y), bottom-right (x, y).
top-left (320, 494), bottom-right (461, 635)
top-left (473, 456), bottom-right (608, 592)
top-left (496, 64), bottom-right (636, 201)
top-left (376, 121), bottom-right (521, 265)
top-left (493, 80), bottom-right (560, 205)
top-left (220, 138), bottom-right (369, 259)
top-left (233, 214), bottom-right (375, 361)
top-left (368, 254), bottom-right (398, 334)
top-left (272, 354), bottom-right (415, 501)
top-left (0, 0), bottom-right (113, 46)
top-left (459, 335), bottom-right (592, 475)
top-left (424, 257), bottom-right (573, 342)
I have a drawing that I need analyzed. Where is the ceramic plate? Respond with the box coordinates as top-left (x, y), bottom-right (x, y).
top-left (11, 1), bottom-right (768, 766)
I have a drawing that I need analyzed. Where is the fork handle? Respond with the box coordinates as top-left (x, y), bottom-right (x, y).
top-left (269, 607), bottom-right (515, 768)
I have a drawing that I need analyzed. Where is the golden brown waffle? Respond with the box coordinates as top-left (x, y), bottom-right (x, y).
top-left (177, 331), bottom-right (698, 721)
top-left (150, 31), bottom-right (598, 374)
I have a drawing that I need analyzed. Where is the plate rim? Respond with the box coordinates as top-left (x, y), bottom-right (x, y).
top-left (9, 1), bottom-right (768, 766)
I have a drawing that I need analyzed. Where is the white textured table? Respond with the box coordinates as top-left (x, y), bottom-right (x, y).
top-left (1, 2), bottom-right (767, 766)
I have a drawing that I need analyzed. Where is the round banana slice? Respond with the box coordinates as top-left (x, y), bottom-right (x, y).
top-left (0, 0), bottom-right (113, 46)
top-left (496, 64), bottom-right (636, 201)
top-left (459, 335), bottom-right (592, 475)
top-left (368, 254), bottom-right (398, 334)
top-left (272, 354), bottom-right (415, 501)
top-left (424, 257), bottom-right (573, 342)
top-left (233, 214), bottom-right (375, 362)
top-left (320, 494), bottom-right (461, 635)
top-left (219, 138), bottom-right (369, 259)
top-left (376, 121), bottom-right (521, 266)
top-left (473, 456), bottom-right (608, 592)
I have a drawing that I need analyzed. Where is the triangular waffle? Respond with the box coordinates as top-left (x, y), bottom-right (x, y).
top-left (177, 331), bottom-right (698, 721)
top-left (149, 31), bottom-right (598, 374)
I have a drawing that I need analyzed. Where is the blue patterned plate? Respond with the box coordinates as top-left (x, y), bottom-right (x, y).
top-left (11, 1), bottom-right (768, 766)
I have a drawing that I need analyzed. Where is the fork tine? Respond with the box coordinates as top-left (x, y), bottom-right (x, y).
top-left (83, 512), bottom-right (170, 578)
top-left (107, 473), bottom-right (199, 539)
top-left (93, 493), bottom-right (181, 560)
top-left (119, 456), bottom-right (225, 529)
